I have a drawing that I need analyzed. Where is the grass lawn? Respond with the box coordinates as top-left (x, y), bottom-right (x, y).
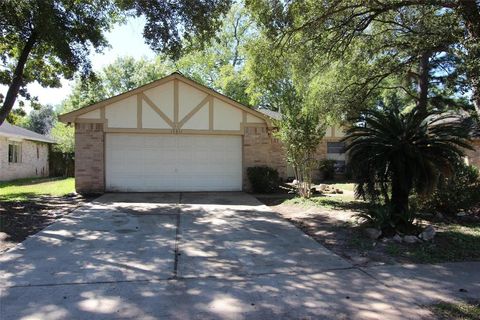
top-left (428, 301), bottom-right (480, 320)
top-left (319, 182), bottom-right (356, 192)
top-left (283, 192), bottom-right (369, 212)
top-left (0, 177), bottom-right (75, 202)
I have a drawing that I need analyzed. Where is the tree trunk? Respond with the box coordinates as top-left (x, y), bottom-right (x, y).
top-left (457, 1), bottom-right (480, 115)
top-left (391, 184), bottom-right (408, 214)
top-left (417, 51), bottom-right (431, 114)
top-left (0, 33), bottom-right (36, 126)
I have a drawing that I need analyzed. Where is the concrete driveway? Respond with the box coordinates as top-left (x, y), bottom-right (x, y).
top-left (1, 193), bottom-right (478, 319)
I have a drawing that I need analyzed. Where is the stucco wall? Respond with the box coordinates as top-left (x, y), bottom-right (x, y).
top-left (75, 123), bottom-right (105, 193)
top-left (0, 136), bottom-right (49, 181)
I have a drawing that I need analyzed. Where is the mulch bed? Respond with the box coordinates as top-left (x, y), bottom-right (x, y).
top-left (0, 194), bottom-right (96, 253)
top-left (257, 194), bottom-right (480, 266)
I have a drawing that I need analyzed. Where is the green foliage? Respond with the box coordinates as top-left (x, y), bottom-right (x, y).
top-left (429, 301), bottom-right (480, 320)
top-left (0, 177), bottom-right (75, 202)
top-left (0, 0), bottom-right (121, 123)
top-left (28, 105), bottom-right (55, 135)
top-left (246, 166), bottom-right (279, 194)
top-left (246, 1), bottom-right (480, 118)
top-left (50, 122), bottom-right (74, 154)
top-left (345, 98), bottom-right (473, 229)
top-left (276, 105), bottom-right (325, 198)
top-left (319, 159), bottom-right (336, 181)
top-left (61, 56), bottom-right (175, 113)
top-left (5, 108), bottom-right (28, 126)
top-left (176, 4), bottom-right (256, 106)
top-left (245, 35), bottom-right (326, 197)
top-left (413, 163), bottom-right (480, 215)
top-left (355, 205), bottom-right (415, 233)
top-left (119, 0), bottom-right (232, 59)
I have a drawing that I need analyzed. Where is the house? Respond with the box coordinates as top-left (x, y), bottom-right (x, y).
top-left (58, 72), bottom-right (346, 193)
top-left (0, 122), bottom-right (55, 181)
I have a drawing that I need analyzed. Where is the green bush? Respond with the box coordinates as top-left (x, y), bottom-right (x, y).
top-left (247, 166), bottom-right (279, 193)
top-left (319, 159), bottom-right (336, 180)
top-left (414, 163), bottom-right (480, 215)
top-left (355, 204), bottom-right (415, 234)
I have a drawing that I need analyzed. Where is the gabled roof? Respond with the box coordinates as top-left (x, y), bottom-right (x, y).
top-left (59, 72), bottom-right (271, 125)
top-left (0, 122), bottom-right (55, 143)
top-left (256, 108), bottom-right (282, 120)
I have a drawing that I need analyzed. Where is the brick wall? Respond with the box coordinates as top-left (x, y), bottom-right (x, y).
top-left (75, 123), bottom-right (104, 193)
top-left (0, 137), bottom-right (49, 181)
top-left (242, 126), bottom-right (346, 190)
top-left (243, 126), bottom-right (287, 190)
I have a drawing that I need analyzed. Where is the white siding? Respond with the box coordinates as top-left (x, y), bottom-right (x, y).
top-left (213, 98), bottom-right (242, 131)
top-left (105, 95), bottom-right (137, 128)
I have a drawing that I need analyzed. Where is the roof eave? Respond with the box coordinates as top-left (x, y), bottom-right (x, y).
top-left (58, 73), bottom-right (273, 127)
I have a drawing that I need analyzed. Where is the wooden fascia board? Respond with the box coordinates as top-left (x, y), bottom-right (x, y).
top-left (58, 73), bottom-right (273, 127)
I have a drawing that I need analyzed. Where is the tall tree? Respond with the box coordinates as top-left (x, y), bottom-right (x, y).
top-left (246, 36), bottom-right (326, 197)
top-left (119, 0), bottom-right (233, 59)
top-left (1, 0), bottom-right (237, 125)
top-left (0, 0), bottom-right (120, 125)
top-left (61, 56), bottom-right (174, 113)
top-left (345, 100), bottom-right (473, 230)
top-left (28, 105), bottom-right (56, 135)
top-left (246, 0), bottom-right (480, 117)
top-left (175, 4), bottom-right (257, 106)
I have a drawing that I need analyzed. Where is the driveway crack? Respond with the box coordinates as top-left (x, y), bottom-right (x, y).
top-left (173, 193), bottom-right (182, 278)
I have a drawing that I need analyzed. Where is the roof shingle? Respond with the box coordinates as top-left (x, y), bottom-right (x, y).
top-left (0, 122), bottom-right (55, 143)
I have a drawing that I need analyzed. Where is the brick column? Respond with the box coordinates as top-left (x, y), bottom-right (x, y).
top-left (243, 126), bottom-right (287, 191)
top-left (75, 123), bottom-right (105, 194)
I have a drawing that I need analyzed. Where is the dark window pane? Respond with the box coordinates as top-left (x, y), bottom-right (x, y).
top-left (8, 144), bottom-right (13, 162)
top-left (334, 160), bottom-right (346, 173)
top-left (327, 142), bottom-right (345, 154)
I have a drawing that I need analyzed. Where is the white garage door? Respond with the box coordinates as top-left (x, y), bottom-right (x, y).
top-left (105, 134), bottom-right (242, 191)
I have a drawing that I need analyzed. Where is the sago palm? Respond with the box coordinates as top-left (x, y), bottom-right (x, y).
top-left (344, 106), bottom-right (473, 228)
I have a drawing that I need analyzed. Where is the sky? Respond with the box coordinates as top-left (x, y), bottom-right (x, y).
top-left (8, 16), bottom-right (156, 111)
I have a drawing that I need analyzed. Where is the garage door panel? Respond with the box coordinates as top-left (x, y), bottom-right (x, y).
top-left (106, 134), bottom-right (242, 192)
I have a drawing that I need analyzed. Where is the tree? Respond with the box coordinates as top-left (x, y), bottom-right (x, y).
top-left (246, 36), bottom-right (325, 197)
top-left (1, 0), bottom-right (237, 125)
top-left (0, 0), bottom-right (120, 125)
top-left (276, 101), bottom-right (325, 198)
top-left (175, 4), bottom-right (257, 106)
top-left (344, 99), bottom-right (473, 230)
top-left (246, 1), bottom-right (480, 117)
top-left (119, 0), bottom-right (233, 59)
top-left (28, 105), bottom-right (56, 135)
top-left (61, 56), bottom-right (174, 113)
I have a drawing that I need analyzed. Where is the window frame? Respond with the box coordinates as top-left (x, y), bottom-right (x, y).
top-left (8, 141), bottom-right (22, 164)
top-left (327, 141), bottom-right (346, 154)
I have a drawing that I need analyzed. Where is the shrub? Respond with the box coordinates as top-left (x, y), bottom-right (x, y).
top-left (247, 166), bottom-right (280, 193)
top-left (319, 159), bottom-right (336, 180)
top-left (355, 204), bottom-right (415, 234)
top-left (414, 163), bottom-right (480, 215)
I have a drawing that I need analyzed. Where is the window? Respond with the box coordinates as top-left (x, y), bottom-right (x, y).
top-left (327, 142), bottom-right (345, 154)
top-left (8, 142), bottom-right (21, 163)
top-left (37, 145), bottom-right (39, 159)
top-left (334, 160), bottom-right (346, 173)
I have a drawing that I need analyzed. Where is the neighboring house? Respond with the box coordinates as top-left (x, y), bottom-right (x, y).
top-left (0, 122), bottom-right (55, 181)
top-left (58, 73), bottom-right (343, 193)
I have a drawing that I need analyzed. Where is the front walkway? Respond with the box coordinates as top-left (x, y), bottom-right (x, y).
top-left (0, 193), bottom-right (478, 319)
